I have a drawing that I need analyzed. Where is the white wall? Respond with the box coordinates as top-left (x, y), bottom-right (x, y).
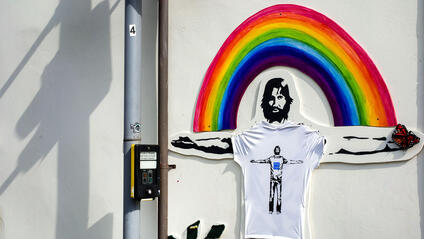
top-left (0, 0), bottom-right (158, 238)
top-left (168, 0), bottom-right (424, 238)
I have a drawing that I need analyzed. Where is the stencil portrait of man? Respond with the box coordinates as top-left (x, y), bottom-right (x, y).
top-left (261, 78), bottom-right (293, 124)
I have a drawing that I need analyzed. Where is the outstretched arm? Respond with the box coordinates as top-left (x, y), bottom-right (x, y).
top-left (169, 132), bottom-right (234, 159)
top-left (281, 158), bottom-right (302, 164)
top-left (287, 160), bottom-right (303, 164)
top-left (250, 158), bottom-right (270, 164)
top-left (171, 136), bottom-right (233, 154)
top-left (315, 124), bottom-right (424, 164)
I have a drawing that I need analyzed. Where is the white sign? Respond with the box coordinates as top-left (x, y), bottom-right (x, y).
top-left (129, 24), bottom-right (136, 37)
top-left (139, 151), bottom-right (157, 161)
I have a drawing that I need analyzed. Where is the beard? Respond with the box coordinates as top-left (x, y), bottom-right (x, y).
top-left (262, 104), bottom-right (291, 123)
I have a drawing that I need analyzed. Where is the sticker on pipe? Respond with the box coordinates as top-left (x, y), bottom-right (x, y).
top-left (129, 24), bottom-right (136, 37)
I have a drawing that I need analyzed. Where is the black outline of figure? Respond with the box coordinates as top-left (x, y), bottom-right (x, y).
top-left (250, 146), bottom-right (303, 214)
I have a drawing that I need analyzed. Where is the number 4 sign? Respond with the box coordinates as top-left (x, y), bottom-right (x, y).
top-left (129, 24), bottom-right (136, 37)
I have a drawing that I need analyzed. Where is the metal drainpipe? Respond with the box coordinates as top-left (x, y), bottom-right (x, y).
top-left (123, 0), bottom-right (142, 238)
top-left (158, 0), bottom-right (169, 238)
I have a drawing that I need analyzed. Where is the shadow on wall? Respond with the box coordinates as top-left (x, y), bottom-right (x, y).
top-left (417, 0), bottom-right (424, 237)
top-left (0, 0), bottom-right (120, 238)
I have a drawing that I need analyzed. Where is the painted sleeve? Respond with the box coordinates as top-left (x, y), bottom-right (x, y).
top-left (307, 132), bottom-right (325, 169)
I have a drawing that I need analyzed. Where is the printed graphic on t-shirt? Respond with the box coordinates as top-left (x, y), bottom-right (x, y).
top-left (250, 145), bottom-right (303, 214)
top-left (273, 162), bottom-right (280, 170)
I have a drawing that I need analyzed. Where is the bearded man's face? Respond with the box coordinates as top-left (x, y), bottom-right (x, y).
top-left (262, 86), bottom-right (291, 123)
top-left (269, 87), bottom-right (286, 114)
top-left (260, 78), bottom-right (293, 123)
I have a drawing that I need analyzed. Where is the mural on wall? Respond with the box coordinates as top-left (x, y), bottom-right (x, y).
top-left (169, 4), bottom-right (424, 164)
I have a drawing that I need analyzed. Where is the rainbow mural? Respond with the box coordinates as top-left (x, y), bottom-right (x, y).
top-left (193, 4), bottom-right (397, 132)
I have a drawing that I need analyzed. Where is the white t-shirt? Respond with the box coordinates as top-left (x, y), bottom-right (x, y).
top-left (232, 120), bottom-right (325, 239)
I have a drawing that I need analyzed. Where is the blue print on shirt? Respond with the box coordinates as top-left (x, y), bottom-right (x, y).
top-left (273, 162), bottom-right (280, 170)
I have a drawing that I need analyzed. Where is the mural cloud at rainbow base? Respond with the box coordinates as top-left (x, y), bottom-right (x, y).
top-left (193, 4), bottom-right (397, 132)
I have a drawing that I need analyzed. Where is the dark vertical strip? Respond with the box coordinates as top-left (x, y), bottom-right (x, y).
top-left (158, 0), bottom-right (169, 238)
